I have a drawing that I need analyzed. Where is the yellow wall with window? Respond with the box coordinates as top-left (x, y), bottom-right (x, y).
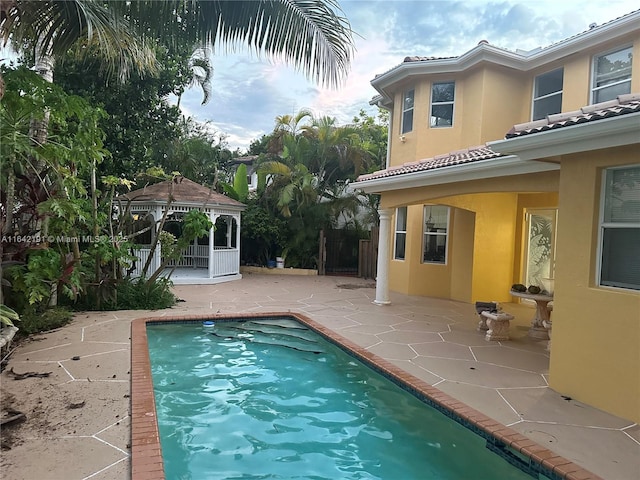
top-left (382, 176), bottom-right (559, 304)
top-left (378, 28), bottom-right (640, 422)
top-left (386, 28), bottom-right (639, 171)
top-left (550, 146), bottom-right (640, 423)
top-left (389, 66), bottom-right (529, 165)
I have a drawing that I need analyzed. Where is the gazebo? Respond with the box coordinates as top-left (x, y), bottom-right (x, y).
top-left (117, 176), bottom-right (246, 284)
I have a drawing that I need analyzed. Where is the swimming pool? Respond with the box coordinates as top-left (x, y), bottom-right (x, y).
top-left (131, 313), bottom-right (581, 479)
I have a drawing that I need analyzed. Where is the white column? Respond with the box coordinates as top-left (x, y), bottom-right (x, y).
top-left (235, 214), bottom-right (241, 274)
top-left (374, 208), bottom-right (393, 305)
top-left (208, 213), bottom-right (216, 278)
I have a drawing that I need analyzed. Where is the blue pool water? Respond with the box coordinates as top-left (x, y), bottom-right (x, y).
top-left (147, 319), bottom-right (535, 479)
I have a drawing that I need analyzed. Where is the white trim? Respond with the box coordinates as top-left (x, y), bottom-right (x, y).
top-left (430, 81), bottom-right (455, 128)
top-left (422, 205), bottom-right (450, 265)
top-left (532, 67), bottom-right (564, 121)
top-left (371, 12), bottom-right (640, 99)
top-left (401, 88), bottom-right (415, 134)
top-left (590, 44), bottom-right (633, 104)
top-left (489, 112), bottom-right (640, 160)
top-left (393, 206), bottom-right (407, 260)
top-left (596, 164), bottom-right (640, 291)
top-left (351, 155), bottom-right (559, 194)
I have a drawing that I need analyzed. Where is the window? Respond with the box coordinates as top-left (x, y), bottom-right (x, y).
top-left (598, 165), bottom-right (640, 290)
top-left (401, 89), bottom-right (414, 134)
top-left (430, 82), bottom-right (455, 127)
top-left (591, 46), bottom-right (632, 104)
top-left (524, 209), bottom-right (557, 287)
top-left (422, 205), bottom-right (449, 264)
top-left (394, 207), bottom-right (407, 260)
top-left (532, 68), bottom-right (563, 120)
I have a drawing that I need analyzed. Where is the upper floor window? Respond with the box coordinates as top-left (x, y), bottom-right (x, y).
top-left (598, 165), bottom-right (640, 291)
top-left (591, 46), bottom-right (632, 104)
top-left (532, 68), bottom-right (563, 120)
top-left (430, 82), bottom-right (455, 127)
top-left (401, 89), bottom-right (414, 134)
top-left (422, 205), bottom-right (449, 264)
top-left (394, 207), bottom-right (407, 260)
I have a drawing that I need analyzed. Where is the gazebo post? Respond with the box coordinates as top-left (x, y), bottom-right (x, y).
top-left (117, 177), bottom-right (245, 284)
top-left (235, 213), bottom-right (241, 272)
top-left (208, 213), bottom-right (216, 279)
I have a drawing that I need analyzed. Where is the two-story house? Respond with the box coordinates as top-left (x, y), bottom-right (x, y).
top-left (351, 11), bottom-right (640, 424)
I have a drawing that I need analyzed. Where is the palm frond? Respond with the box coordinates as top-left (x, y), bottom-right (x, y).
top-left (119, 0), bottom-right (355, 88)
top-left (2, 0), bottom-right (157, 82)
top-left (188, 47), bottom-right (213, 105)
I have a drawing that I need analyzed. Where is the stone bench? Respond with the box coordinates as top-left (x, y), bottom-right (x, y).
top-left (480, 311), bottom-right (513, 341)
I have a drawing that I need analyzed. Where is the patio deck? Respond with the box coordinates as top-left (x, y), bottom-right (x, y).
top-left (1, 274), bottom-right (638, 479)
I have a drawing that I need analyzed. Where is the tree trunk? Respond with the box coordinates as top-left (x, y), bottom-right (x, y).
top-left (29, 50), bottom-right (54, 155)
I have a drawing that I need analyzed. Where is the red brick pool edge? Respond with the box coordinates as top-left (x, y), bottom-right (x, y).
top-left (130, 312), bottom-right (603, 480)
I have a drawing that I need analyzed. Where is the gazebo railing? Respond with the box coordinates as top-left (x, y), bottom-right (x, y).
top-left (130, 245), bottom-right (239, 280)
top-left (210, 247), bottom-right (239, 276)
top-left (128, 248), bottom-right (156, 278)
top-left (166, 244), bottom-right (209, 268)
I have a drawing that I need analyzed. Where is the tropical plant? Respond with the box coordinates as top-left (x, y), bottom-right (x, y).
top-left (176, 46), bottom-right (213, 108)
top-left (0, 0), bottom-right (157, 84)
top-left (221, 163), bottom-right (250, 203)
top-left (111, 0), bottom-right (354, 88)
top-left (0, 304), bottom-right (19, 327)
top-left (2, 0), bottom-right (355, 90)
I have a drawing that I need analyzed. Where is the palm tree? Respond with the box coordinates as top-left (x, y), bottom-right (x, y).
top-left (176, 46), bottom-right (214, 108)
top-left (1, 1), bottom-right (157, 85)
top-left (259, 160), bottom-right (317, 218)
top-left (115, 0), bottom-right (354, 88)
top-left (1, 0), bottom-right (354, 90)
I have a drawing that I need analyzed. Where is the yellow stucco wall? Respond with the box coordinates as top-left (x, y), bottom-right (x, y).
top-left (382, 182), bottom-right (559, 303)
top-left (441, 194), bottom-right (519, 302)
top-left (388, 65), bottom-right (531, 167)
top-left (557, 29), bottom-right (640, 109)
top-left (379, 31), bottom-right (640, 422)
top-left (550, 146), bottom-right (640, 423)
top-left (387, 28), bottom-right (640, 168)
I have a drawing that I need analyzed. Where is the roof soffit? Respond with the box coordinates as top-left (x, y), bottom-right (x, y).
top-left (489, 112), bottom-right (640, 160)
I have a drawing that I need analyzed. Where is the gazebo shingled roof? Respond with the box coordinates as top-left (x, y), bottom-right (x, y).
top-left (119, 176), bottom-right (245, 208)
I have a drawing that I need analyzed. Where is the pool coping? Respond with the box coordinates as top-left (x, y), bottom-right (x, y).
top-left (130, 312), bottom-right (603, 480)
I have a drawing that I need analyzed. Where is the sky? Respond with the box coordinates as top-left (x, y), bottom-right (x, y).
top-left (3, 1), bottom-right (637, 152)
top-left (177, 0), bottom-right (638, 152)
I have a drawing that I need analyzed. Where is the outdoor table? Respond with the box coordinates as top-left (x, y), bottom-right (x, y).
top-left (509, 290), bottom-right (553, 340)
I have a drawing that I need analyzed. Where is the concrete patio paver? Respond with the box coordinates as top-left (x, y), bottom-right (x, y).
top-left (1, 274), bottom-right (638, 480)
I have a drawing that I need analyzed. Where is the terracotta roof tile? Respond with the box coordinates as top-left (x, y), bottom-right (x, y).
top-left (119, 177), bottom-right (245, 208)
top-left (506, 93), bottom-right (640, 138)
top-left (356, 146), bottom-right (505, 182)
top-left (403, 55), bottom-right (457, 63)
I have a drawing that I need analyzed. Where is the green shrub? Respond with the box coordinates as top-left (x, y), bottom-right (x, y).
top-left (70, 277), bottom-right (177, 311)
top-left (18, 306), bottom-right (74, 335)
top-left (107, 278), bottom-right (177, 310)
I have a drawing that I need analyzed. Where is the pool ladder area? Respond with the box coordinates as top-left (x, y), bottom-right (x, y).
top-left (486, 440), bottom-right (555, 480)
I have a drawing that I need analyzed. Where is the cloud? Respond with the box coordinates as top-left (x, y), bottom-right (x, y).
top-left (172, 0), bottom-right (639, 151)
